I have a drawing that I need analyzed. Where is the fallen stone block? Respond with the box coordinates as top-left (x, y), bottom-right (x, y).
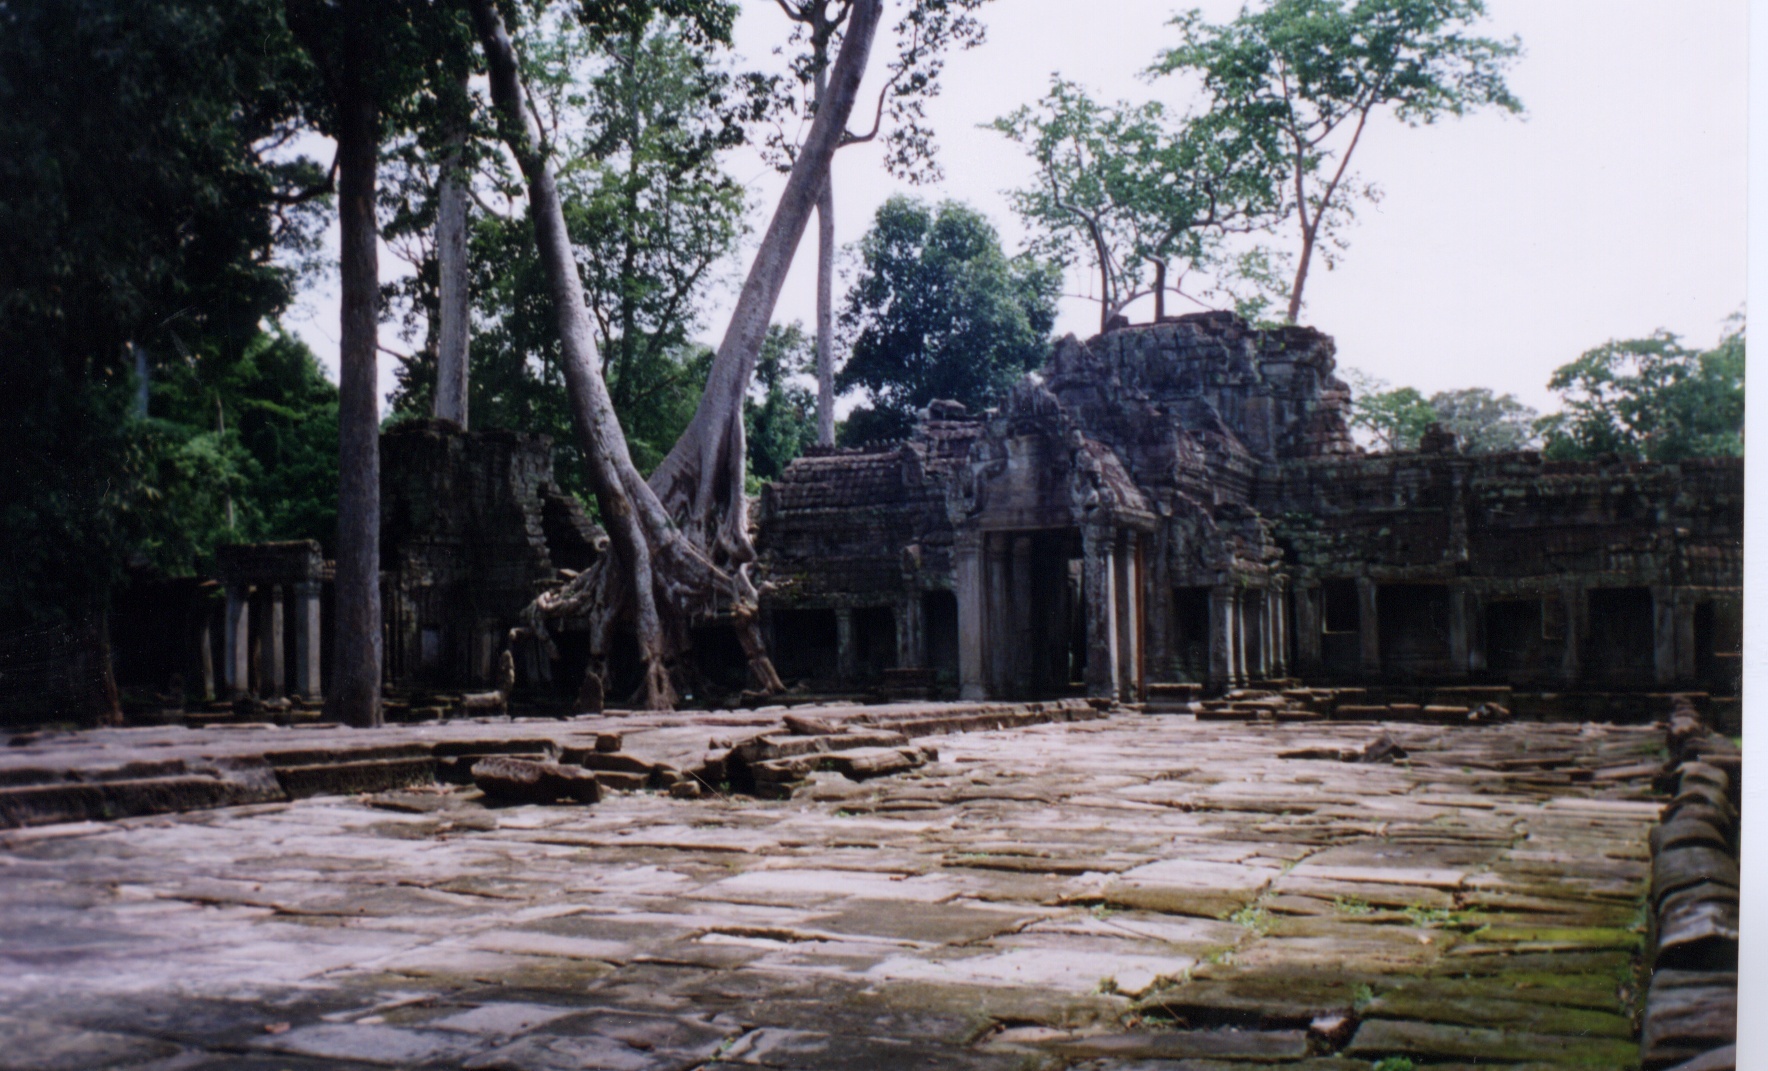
top-left (1654, 885), bottom-right (1739, 971)
top-left (822, 745), bottom-right (934, 781)
top-left (471, 757), bottom-right (600, 805)
top-left (592, 770), bottom-right (648, 793)
top-left (1652, 846), bottom-right (1740, 907)
top-left (1346, 1018), bottom-right (1638, 1067)
top-left (1664, 1044), bottom-right (1735, 1071)
top-left (1642, 971), bottom-right (1737, 1069)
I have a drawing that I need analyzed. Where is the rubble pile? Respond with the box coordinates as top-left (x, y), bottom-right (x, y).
top-left (1639, 697), bottom-right (1741, 1071)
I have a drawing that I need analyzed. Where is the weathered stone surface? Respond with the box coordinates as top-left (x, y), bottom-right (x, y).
top-left (0, 708), bottom-right (1667, 1070)
top-left (1345, 1018), bottom-right (1640, 1066)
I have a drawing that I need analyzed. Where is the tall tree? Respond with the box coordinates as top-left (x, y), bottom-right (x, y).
top-left (285, 0), bottom-right (470, 726)
top-left (993, 78), bottom-right (1284, 333)
top-left (1538, 322), bottom-right (1745, 462)
top-left (1154, 0), bottom-right (1522, 324)
top-left (837, 197), bottom-right (1057, 442)
top-left (469, 0), bottom-right (883, 709)
top-left (762, 0), bottom-right (988, 445)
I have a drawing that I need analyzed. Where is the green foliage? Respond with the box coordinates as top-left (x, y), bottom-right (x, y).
top-left (746, 324), bottom-right (819, 482)
top-left (1538, 321), bottom-right (1745, 462)
top-left (389, 13), bottom-right (743, 492)
top-left (836, 197), bottom-right (1058, 443)
top-left (0, 0), bottom-right (325, 624)
top-left (1154, 0), bottom-right (1523, 320)
top-left (1344, 372), bottom-right (1438, 452)
top-left (137, 330), bottom-right (341, 573)
top-left (1371, 1058), bottom-right (1416, 1071)
top-left (992, 78), bottom-right (1285, 327)
top-left (1344, 372), bottom-right (1538, 454)
top-left (1428, 387), bottom-right (1539, 453)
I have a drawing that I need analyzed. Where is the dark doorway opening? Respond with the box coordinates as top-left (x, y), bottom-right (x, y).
top-left (771, 608), bottom-right (839, 685)
top-left (923, 591), bottom-right (958, 685)
top-left (1320, 578), bottom-right (1359, 671)
top-left (1484, 598), bottom-right (1546, 682)
top-left (1172, 587), bottom-right (1210, 682)
top-left (853, 606), bottom-right (896, 682)
top-left (1585, 587), bottom-right (1654, 687)
top-left (1378, 584), bottom-right (1450, 676)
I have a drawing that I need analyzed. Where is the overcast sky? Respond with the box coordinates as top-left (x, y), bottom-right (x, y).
top-left (285, 0), bottom-right (1748, 417)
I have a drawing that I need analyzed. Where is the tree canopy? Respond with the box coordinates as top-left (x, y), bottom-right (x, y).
top-left (0, 0), bottom-right (328, 625)
top-left (1154, 0), bottom-right (1522, 323)
top-left (836, 197), bottom-right (1058, 443)
top-left (1344, 373), bottom-right (1537, 454)
top-left (1537, 322), bottom-right (1745, 462)
top-left (993, 78), bottom-right (1285, 330)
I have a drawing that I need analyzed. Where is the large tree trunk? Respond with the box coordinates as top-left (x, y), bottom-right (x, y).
top-left (433, 127), bottom-right (471, 427)
top-left (329, 28), bottom-right (384, 728)
top-left (470, 0), bottom-right (880, 710)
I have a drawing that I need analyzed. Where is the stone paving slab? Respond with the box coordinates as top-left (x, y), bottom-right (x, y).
top-left (0, 705), bottom-right (1667, 1069)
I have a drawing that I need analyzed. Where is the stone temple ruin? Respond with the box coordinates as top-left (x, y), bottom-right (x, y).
top-left (753, 312), bottom-right (1742, 716)
top-left (96, 311), bottom-right (1741, 725)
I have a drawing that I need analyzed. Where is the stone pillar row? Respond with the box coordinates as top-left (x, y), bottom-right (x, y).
top-left (222, 581), bottom-right (324, 701)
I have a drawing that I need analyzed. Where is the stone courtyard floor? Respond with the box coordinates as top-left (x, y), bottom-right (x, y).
top-left (0, 706), bottom-right (1666, 1070)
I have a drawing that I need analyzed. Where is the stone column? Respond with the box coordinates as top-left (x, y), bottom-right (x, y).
top-left (1114, 531), bottom-right (1141, 701)
top-left (1251, 587), bottom-right (1272, 680)
top-left (1356, 577), bottom-right (1381, 677)
top-left (1011, 535), bottom-right (1034, 696)
top-left (1294, 582), bottom-right (1321, 674)
top-left (896, 594), bottom-right (924, 670)
top-left (1466, 588), bottom-right (1488, 674)
top-left (1269, 585), bottom-right (1288, 679)
top-left (224, 583), bottom-right (251, 697)
top-left (984, 534), bottom-right (1011, 695)
top-left (292, 580), bottom-right (322, 699)
top-left (1559, 582), bottom-right (1584, 687)
top-left (1447, 583), bottom-right (1470, 679)
top-left (1083, 525), bottom-right (1119, 700)
top-left (1674, 595), bottom-right (1697, 683)
top-left (955, 532), bottom-right (987, 699)
top-left (264, 584), bottom-right (286, 697)
top-left (1652, 586), bottom-right (1678, 687)
top-left (198, 611), bottom-right (216, 701)
top-left (1208, 586), bottom-right (1236, 691)
top-left (1233, 591), bottom-right (1250, 686)
top-left (835, 607), bottom-right (857, 684)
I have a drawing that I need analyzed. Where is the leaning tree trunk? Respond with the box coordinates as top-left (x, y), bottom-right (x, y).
top-left (813, 61), bottom-right (837, 447)
top-left (469, 0), bottom-right (880, 710)
top-left (329, 30), bottom-right (384, 728)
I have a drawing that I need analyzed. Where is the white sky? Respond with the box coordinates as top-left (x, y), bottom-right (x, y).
top-left (285, 0), bottom-right (1748, 417)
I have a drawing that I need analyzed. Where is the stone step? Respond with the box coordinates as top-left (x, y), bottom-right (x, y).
top-left (272, 757), bottom-right (435, 799)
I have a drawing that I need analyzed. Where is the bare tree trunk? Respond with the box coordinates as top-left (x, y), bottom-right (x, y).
top-left (433, 122), bottom-right (471, 427)
top-left (1285, 227), bottom-right (1315, 325)
top-left (815, 180), bottom-right (836, 445)
top-left (329, 27), bottom-right (383, 728)
top-left (471, 0), bottom-right (880, 709)
top-left (813, 61), bottom-right (836, 447)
